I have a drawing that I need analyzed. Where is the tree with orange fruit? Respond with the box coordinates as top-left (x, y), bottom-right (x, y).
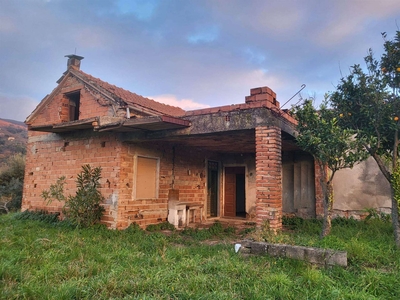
top-left (330, 30), bottom-right (400, 247)
top-left (294, 99), bottom-right (366, 238)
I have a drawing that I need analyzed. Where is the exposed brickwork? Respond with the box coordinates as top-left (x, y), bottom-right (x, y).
top-left (184, 86), bottom-right (297, 125)
top-left (22, 132), bottom-right (212, 230)
top-left (246, 86), bottom-right (280, 108)
top-left (72, 69), bottom-right (185, 117)
top-left (255, 126), bottom-right (282, 231)
top-left (27, 75), bottom-right (111, 127)
top-left (22, 131), bottom-right (122, 228)
top-left (114, 143), bottom-right (209, 229)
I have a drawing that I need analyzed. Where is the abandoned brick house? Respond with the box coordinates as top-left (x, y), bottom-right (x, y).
top-left (21, 55), bottom-right (390, 230)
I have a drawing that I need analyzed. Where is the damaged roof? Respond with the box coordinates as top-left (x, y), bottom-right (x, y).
top-left (69, 69), bottom-right (185, 117)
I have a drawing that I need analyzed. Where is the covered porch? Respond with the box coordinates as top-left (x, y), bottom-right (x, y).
top-left (117, 101), bottom-right (319, 230)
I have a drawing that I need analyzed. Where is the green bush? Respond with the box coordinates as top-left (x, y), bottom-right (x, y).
top-left (0, 154), bottom-right (25, 186)
top-left (0, 154), bottom-right (25, 212)
top-left (41, 165), bottom-right (105, 228)
top-left (63, 165), bottom-right (105, 228)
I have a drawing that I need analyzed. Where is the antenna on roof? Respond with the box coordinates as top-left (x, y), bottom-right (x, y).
top-left (280, 84), bottom-right (306, 109)
top-left (74, 48), bottom-right (77, 54)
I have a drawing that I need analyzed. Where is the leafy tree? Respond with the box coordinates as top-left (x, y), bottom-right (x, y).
top-left (330, 31), bottom-right (400, 247)
top-left (294, 99), bottom-right (365, 237)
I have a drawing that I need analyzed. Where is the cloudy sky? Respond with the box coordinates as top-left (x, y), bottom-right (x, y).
top-left (1, 0), bottom-right (400, 121)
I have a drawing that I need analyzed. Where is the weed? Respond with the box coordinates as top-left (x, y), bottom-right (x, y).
top-left (282, 215), bottom-right (305, 229)
top-left (239, 226), bottom-right (256, 236)
top-left (208, 221), bottom-right (224, 235)
top-left (364, 208), bottom-right (391, 223)
top-left (146, 221), bottom-right (175, 232)
top-left (124, 222), bottom-right (144, 234)
top-left (223, 226), bottom-right (236, 234)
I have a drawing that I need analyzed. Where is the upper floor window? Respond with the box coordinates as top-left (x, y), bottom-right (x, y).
top-left (65, 91), bottom-right (80, 121)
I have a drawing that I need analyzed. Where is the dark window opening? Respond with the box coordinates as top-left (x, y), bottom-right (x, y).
top-left (66, 91), bottom-right (80, 121)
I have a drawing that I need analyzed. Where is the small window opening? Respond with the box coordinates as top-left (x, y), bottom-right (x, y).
top-left (66, 91), bottom-right (80, 121)
top-left (101, 141), bottom-right (106, 147)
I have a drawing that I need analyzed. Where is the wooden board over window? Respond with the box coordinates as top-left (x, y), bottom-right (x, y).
top-left (136, 156), bottom-right (159, 199)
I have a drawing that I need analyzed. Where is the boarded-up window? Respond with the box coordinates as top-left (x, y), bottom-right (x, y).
top-left (136, 156), bottom-right (159, 199)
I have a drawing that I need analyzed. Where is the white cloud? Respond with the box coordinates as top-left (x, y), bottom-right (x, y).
top-left (313, 1), bottom-right (400, 47)
top-left (148, 94), bottom-right (210, 110)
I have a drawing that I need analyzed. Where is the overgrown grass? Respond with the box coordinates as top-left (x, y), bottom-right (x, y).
top-left (1, 212), bottom-right (399, 299)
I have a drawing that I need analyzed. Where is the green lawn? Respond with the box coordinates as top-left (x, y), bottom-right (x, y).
top-left (1, 212), bottom-right (399, 299)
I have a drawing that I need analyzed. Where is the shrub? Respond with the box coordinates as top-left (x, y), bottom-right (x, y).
top-left (41, 164), bottom-right (105, 228)
top-left (0, 154), bottom-right (25, 212)
top-left (63, 165), bottom-right (105, 228)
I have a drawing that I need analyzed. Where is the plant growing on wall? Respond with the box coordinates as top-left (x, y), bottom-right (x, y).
top-left (293, 99), bottom-right (366, 237)
top-left (42, 164), bottom-right (105, 227)
top-left (330, 30), bottom-right (400, 247)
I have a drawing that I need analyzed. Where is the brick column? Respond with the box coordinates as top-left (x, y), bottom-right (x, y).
top-left (255, 126), bottom-right (282, 231)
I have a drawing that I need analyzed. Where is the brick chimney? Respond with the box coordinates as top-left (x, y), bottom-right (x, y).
top-left (245, 86), bottom-right (279, 108)
top-left (65, 54), bottom-right (84, 70)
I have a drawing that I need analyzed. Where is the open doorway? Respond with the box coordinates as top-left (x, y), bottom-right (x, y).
top-left (207, 161), bottom-right (219, 217)
top-left (224, 166), bottom-right (246, 218)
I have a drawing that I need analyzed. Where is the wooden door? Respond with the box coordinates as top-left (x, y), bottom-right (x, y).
top-left (224, 171), bottom-right (236, 217)
top-left (224, 167), bottom-right (245, 217)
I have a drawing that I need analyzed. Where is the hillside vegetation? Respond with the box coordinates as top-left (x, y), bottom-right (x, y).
top-left (0, 118), bottom-right (27, 212)
top-left (0, 118), bottom-right (27, 166)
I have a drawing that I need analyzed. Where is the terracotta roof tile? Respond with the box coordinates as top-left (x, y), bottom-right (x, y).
top-left (73, 69), bottom-right (185, 117)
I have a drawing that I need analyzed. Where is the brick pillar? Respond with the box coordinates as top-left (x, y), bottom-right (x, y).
top-left (255, 126), bottom-right (282, 231)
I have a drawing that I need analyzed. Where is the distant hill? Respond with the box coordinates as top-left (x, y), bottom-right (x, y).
top-left (0, 118), bottom-right (27, 165)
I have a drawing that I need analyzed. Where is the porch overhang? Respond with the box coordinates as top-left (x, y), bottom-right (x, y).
top-left (28, 117), bottom-right (98, 133)
top-left (96, 115), bottom-right (191, 132)
top-left (28, 115), bottom-right (191, 133)
top-left (119, 107), bottom-right (300, 154)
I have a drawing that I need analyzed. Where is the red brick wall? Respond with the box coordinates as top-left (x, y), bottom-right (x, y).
top-left (22, 132), bottom-right (122, 228)
top-left (116, 143), bottom-right (209, 229)
top-left (255, 126), bottom-right (282, 230)
top-left (28, 75), bottom-right (111, 127)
